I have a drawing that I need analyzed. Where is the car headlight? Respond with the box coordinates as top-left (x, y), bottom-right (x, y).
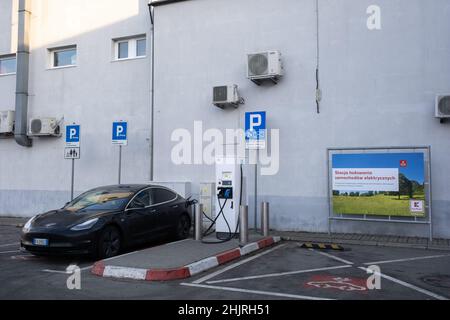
top-left (70, 218), bottom-right (99, 231)
top-left (22, 216), bottom-right (37, 233)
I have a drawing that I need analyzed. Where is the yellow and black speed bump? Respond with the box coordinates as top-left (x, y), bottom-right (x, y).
top-left (299, 242), bottom-right (344, 251)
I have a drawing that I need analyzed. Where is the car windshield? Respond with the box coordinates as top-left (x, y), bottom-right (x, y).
top-left (64, 190), bottom-right (133, 211)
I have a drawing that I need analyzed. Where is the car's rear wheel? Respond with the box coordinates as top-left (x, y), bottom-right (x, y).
top-left (175, 214), bottom-right (191, 240)
top-left (97, 225), bottom-right (121, 259)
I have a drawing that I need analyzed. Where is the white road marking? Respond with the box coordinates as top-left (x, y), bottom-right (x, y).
top-left (42, 269), bottom-right (71, 274)
top-left (206, 265), bottom-right (352, 284)
top-left (165, 239), bottom-right (190, 246)
top-left (310, 249), bottom-right (354, 265)
top-left (0, 250), bottom-right (20, 254)
top-left (192, 244), bottom-right (287, 284)
top-left (358, 266), bottom-right (448, 300)
top-left (0, 242), bottom-right (19, 248)
top-left (363, 254), bottom-right (450, 266)
top-left (181, 282), bottom-right (334, 300)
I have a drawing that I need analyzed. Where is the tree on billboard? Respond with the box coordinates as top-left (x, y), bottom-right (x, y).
top-left (398, 173), bottom-right (413, 199)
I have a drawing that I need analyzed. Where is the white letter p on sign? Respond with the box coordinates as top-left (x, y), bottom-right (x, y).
top-left (250, 114), bottom-right (262, 130)
top-left (70, 128), bottom-right (77, 139)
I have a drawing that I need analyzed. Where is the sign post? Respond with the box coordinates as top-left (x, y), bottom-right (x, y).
top-left (65, 124), bottom-right (80, 201)
top-left (245, 112), bottom-right (267, 232)
top-left (112, 122), bottom-right (128, 184)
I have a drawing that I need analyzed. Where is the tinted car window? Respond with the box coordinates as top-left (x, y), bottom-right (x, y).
top-left (129, 190), bottom-right (150, 209)
top-left (65, 190), bottom-right (133, 211)
top-left (151, 188), bottom-right (176, 205)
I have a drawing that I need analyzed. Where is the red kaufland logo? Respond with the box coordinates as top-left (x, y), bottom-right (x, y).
top-left (400, 160), bottom-right (407, 167)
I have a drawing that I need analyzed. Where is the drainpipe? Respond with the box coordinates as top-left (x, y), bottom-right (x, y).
top-left (148, 3), bottom-right (155, 180)
top-left (14, 0), bottom-right (32, 147)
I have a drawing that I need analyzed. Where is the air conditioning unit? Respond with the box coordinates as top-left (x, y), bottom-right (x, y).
top-left (247, 50), bottom-right (283, 84)
top-left (213, 85), bottom-right (244, 109)
top-left (29, 117), bottom-right (61, 137)
top-left (436, 95), bottom-right (450, 120)
top-left (0, 110), bottom-right (15, 135)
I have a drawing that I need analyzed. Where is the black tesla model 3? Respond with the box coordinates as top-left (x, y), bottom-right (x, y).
top-left (21, 184), bottom-right (192, 259)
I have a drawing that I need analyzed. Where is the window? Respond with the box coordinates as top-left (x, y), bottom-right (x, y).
top-left (0, 54), bottom-right (16, 75)
top-left (152, 188), bottom-right (177, 205)
top-left (114, 36), bottom-right (147, 60)
top-left (50, 46), bottom-right (77, 68)
top-left (129, 190), bottom-right (151, 209)
top-left (118, 41), bottom-right (129, 59)
top-left (136, 39), bottom-right (146, 57)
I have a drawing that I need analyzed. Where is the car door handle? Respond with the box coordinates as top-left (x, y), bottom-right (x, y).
top-left (170, 205), bottom-right (179, 209)
top-left (150, 209), bottom-right (157, 213)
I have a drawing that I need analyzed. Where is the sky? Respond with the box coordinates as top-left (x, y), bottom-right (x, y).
top-left (332, 153), bottom-right (425, 184)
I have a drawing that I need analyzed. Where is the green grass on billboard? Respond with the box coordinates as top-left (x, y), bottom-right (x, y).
top-left (333, 193), bottom-right (425, 217)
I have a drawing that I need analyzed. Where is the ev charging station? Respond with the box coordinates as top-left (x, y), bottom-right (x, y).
top-left (215, 156), bottom-right (243, 236)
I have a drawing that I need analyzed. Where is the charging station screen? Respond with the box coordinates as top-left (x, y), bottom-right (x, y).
top-left (331, 152), bottom-right (426, 217)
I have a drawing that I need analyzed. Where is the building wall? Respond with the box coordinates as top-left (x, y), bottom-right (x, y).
top-left (1, 0), bottom-right (450, 239)
top-left (152, 0), bottom-right (450, 238)
top-left (0, 0), bottom-right (152, 216)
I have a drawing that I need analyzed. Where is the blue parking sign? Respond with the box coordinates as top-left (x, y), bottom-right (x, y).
top-left (245, 112), bottom-right (266, 149)
top-left (66, 125), bottom-right (80, 147)
top-left (112, 122), bottom-right (128, 146)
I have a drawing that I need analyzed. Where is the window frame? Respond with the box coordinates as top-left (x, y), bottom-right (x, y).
top-left (113, 35), bottom-right (147, 61)
top-left (48, 45), bottom-right (77, 69)
top-left (0, 54), bottom-right (17, 76)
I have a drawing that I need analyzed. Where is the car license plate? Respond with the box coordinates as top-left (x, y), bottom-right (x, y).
top-left (33, 238), bottom-right (49, 246)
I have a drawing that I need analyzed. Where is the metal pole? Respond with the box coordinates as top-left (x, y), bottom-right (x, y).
top-left (240, 205), bottom-right (249, 246)
top-left (194, 203), bottom-right (203, 241)
top-left (254, 150), bottom-right (258, 231)
top-left (261, 202), bottom-right (269, 237)
top-left (71, 159), bottom-right (75, 201)
top-left (428, 146), bottom-right (433, 242)
top-left (118, 145), bottom-right (122, 184)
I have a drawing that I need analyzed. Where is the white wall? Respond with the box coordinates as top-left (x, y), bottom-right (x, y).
top-left (152, 0), bottom-right (450, 238)
top-left (1, 0), bottom-right (450, 239)
top-left (0, 0), bottom-right (152, 216)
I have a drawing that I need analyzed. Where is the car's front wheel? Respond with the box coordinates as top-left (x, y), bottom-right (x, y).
top-left (97, 225), bottom-right (121, 259)
top-left (175, 214), bottom-right (191, 240)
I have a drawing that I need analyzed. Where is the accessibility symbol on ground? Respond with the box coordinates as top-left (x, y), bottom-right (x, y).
top-left (305, 275), bottom-right (367, 292)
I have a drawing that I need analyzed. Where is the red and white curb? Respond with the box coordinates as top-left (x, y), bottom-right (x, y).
top-left (92, 236), bottom-right (281, 281)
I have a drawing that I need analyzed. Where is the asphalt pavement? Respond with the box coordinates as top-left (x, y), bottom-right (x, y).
top-left (1, 224), bottom-right (449, 300)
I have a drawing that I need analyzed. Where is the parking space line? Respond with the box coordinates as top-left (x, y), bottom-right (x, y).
top-left (0, 250), bottom-right (20, 254)
top-left (0, 242), bottom-right (19, 248)
top-left (181, 282), bottom-right (334, 300)
top-left (358, 266), bottom-right (448, 300)
top-left (165, 239), bottom-right (190, 246)
top-left (192, 244), bottom-right (287, 284)
top-left (206, 265), bottom-right (352, 284)
top-left (42, 269), bottom-right (71, 274)
top-left (309, 249), bottom-right (354, 265)
top-left (363, 254), bottom-right (450, 266)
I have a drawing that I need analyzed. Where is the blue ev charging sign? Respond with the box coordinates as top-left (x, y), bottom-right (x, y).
top-left (245, 111), bottom-right (266, 149)
top-left (65, 125), bottom-right (80, 147)
top-left (112, 122), bottom-right (128, 146)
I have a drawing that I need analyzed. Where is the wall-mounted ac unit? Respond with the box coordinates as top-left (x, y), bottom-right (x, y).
top-left (247, 50), bottom-right (283, 85)
top-left (213, 85), bottom-right (244, 109)
top-left (0, 110), bottom-right (15, 135)
top-left (436, 95), bottom-right (450, 121)
top-left (29, 118), bottom-right (61, 137)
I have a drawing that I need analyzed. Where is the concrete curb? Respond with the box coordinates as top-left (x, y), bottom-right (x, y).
top-left (91, 236), bottom-right (281, 281)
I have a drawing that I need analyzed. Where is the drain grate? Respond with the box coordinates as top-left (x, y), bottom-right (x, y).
top-left (422, 275), bottom-right (450, 289)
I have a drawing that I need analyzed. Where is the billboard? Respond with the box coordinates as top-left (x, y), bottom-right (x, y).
top-left (331, 152), bottom-right (426, 217)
